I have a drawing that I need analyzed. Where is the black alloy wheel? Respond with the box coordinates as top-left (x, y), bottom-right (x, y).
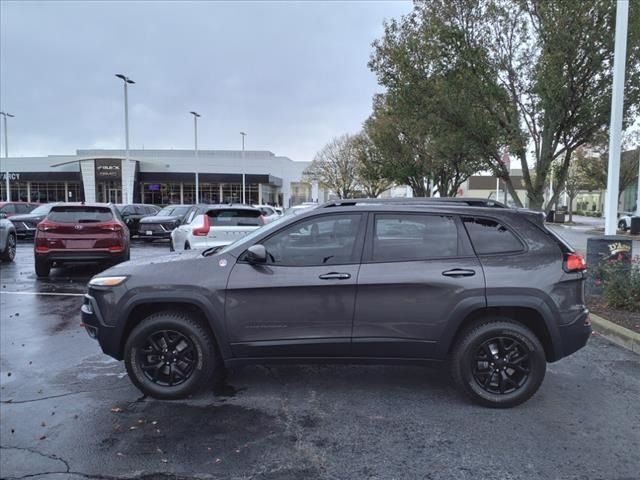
top-left (137, 330), bottom-right (197, 387)
top-left (471, 336), bottom-right (531, 395)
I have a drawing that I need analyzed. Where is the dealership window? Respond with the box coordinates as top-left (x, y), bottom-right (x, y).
top-left (220, 183), bottom-right (258, 204)
top-left (142, 183), bottom-right (181, 205)
top-left (198, 183), bottom-right (221, 204)
top-left (2, 181), bottom-right (29, 201)
top-left (30, 182), bottom-right (82, 203)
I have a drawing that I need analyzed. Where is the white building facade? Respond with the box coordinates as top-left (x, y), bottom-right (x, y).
top-left (0, 149), bottom-right (325, 207)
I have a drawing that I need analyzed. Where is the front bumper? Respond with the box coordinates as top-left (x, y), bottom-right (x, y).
top-left (138, 229), bottom-right (172, 240)
top-left (81, 294), bottom-right (122, 359)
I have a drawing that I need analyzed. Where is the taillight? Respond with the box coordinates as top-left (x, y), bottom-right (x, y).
top-left (565, 253), bottom-right (586, 272)
top-left (102, 223), bottom-right (123, 232)
top-left (192, 215), bottom-right (210, 236)
top-left (37, 221), bottom-right (57, 232)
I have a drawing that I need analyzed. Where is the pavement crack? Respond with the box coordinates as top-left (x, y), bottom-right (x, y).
top-left (1, 385), bottom-right (130, 404)
top-left (0, 445), bottom-right (70, 476)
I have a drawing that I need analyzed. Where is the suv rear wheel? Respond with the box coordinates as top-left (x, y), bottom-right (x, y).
top-left (124, 310), bottom-right (217, 399)
top-left (451, 319), bottom-right (546, 408)
top-left (35, 257), bottom-right (51, 277)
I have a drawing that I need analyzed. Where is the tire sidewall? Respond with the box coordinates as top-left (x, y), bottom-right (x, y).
top-left (125, 315), bottom-right (213, 399)
top-left (456, 321), bottom-right (546, 408)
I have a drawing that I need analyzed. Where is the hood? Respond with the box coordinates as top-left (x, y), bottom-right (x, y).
top-left (9, 213), bottom-right (46, 222)
top-left (106, 249), bottom-right (203, 272)
top-left (139, 215), bottom-right (181, 224)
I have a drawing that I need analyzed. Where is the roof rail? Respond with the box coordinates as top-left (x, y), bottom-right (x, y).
top-left (320, 197), bottom-right (507, 209)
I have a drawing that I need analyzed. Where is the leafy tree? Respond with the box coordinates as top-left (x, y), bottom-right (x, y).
top-left (351, 132), bottom-right (394, 198)
top-left (575, 147), bottom-right (640, 203)
top-left (303, 135), bottom-right (359, 199)
top-left (369, 0), bottom-right (640, 210)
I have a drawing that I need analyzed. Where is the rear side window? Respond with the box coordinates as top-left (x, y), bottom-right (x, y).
top-left (1, 204), bottom-right (16, 213)
top-left (208, 209), bottom-right (262, 226)
top-left (463, 217), bottom-right (523, 254)
top-left (16, 204), bottom-right (31, 213)
top-left (48, 206), bottom-right (113, 223)
top-left (372, 214), bottom-right (458, 262)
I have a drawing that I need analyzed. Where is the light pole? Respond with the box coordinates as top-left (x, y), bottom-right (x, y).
top-left (115, 74), bottom-right (135, 204)
top-left (240, 131), bottom-right (247, 204)
top-left (603, 0), bottom-right (628, 234)
top-left (190, 111), bottom-right (201, 203)
top-left (0, 111), bottom-right (15, 201)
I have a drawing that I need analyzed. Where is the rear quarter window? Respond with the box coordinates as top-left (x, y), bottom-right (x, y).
top-left (462, 217), bottom-right (524, 254)
top-left (48, 206), bottom-right (113, 223)
top-left (208, 209), bottom-right (262, 226)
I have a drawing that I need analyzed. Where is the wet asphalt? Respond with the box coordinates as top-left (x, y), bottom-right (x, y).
top-left (1, 240), bottom-right (639, 480)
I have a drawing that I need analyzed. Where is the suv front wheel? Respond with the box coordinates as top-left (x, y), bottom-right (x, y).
top-left (124, 311), bottom-right (218, 399)
top-left (451, 319), bottom-right (546, 408)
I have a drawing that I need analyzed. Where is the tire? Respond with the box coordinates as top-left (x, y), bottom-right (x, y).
top-left (35, 257), bottom-right (51, 277)
top-left (169, 239), bottom-right (175, 252)
top-left (618, 220), bottom-right (627, 231)
top-left (184, 242), bottom-right (191, 250)
top-left (124, 310), bottom-right (218, 399)
top-left (451, 319), bottom-right (546, 408)
top-left (1, 232), bottom-right (16, 262)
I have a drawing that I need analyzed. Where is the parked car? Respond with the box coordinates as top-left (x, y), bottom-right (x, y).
top-left (81, 197), bottom-right (590, 408)
top-left (35, 203), bottom-right (130, 277)
top-left (116, 204), bottom-right (161, 234)
top-left (618, 211), bottom-right (637, 231)
top-left (9, 202), bottom-right (60, 239)
top-left (138, 205), bottom-right (192, 241)
top-left (253, 204), bottom-right (280, 223)
top-left (0, 201), bottom-right (38, 219)
top-left (0, 218), bottom-right (17, 262)
top-left (171, 204), bottom-right (264, 251)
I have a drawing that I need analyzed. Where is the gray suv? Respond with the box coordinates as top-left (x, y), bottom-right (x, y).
top-left (81, 198), bottom-right (591, 408)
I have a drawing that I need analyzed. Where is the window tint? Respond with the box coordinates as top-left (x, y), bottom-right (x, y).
top-left (48, 206), bottom-right (114, 223)
top-left (1, 204), bottom-right (16, 213)
top-left (158, 206), bottom-right (190, 217)
top-left (262, 214), bottom-right (361, 266)
top-left (372, 214), bottom-right (458, 262)
top-left (16, 204), bottom-right (31, 213)
top-left (463, 217), bottom-right (523, 254)
top-left (208, 208), bottom-right (262, 226)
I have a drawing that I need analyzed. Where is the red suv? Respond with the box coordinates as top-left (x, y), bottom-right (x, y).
top-left (34, 203), bottom-right (130, 277)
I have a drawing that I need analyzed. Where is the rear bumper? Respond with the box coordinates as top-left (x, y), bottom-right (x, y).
top-left (556, 309), bottom-right (592, 360)
top-left (138, 229), bottom-right (172, 240)
top-left (36, 249), bottom-right (126, 264)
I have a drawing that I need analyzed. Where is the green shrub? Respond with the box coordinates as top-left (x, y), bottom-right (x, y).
top-left (591, 256), bottom-right (640, 312)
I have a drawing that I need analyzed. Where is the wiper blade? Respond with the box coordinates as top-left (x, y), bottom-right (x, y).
top-left (202, 246), bottom-right (224, 257)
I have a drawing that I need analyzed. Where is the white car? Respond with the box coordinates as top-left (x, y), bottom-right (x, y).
top-left (171, 205), bottom-right (265, 251)
top-left (618, 212), bottom-right (636, 231)
top-left (253, 205), bottom-right (280, 223)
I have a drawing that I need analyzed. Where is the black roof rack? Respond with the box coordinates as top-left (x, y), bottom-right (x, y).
top-left (321, 197), bottom-right (507, 209)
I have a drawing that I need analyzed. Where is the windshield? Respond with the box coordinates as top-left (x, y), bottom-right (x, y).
top-left (29, 204), bottom-right (53, 215)
top-left (218, 213), bottom-right (292, 255)
top-left (157, 206), bottom-right (190, 217)
top-left (48, 206), bottom-right (113, 223)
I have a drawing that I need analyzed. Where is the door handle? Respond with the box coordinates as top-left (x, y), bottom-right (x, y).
top-left (318, 272), bottom-right (351, 280)
top-left (442, 269), bottom-right (476, 278)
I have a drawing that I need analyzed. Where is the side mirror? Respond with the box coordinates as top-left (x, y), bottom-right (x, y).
top-left (0, 213), bottom-right (6, 219)
top-left (245, 244), bottom-right (267, 264)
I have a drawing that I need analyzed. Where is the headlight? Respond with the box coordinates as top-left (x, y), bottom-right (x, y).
top-left (89, 276), bottom-right (127, 287)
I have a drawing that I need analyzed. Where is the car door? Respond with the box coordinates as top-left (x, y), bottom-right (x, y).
top-left (224, 212), bottom-right (366, 358)
top-left (352, 212), bottom-right (486, 359)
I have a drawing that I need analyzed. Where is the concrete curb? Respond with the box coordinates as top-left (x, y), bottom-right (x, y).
top-left (590, 313), bottom-right (640, 354)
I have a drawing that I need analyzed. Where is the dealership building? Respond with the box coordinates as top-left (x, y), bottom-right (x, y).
top-left (0, 149), bottom-right (324, 206)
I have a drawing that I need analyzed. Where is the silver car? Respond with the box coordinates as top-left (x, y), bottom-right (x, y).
top-left (0, 218), bottom-right (17, 262)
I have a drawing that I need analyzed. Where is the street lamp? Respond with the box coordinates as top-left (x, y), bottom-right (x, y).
top-left (240, 131), bottom-right (247, 204)
top-left (0, 111), bottom-right (15, 201)
top-left (190, 111), bottom-right (201, 203)
top-left (115, 74), bottom-right (135, 204)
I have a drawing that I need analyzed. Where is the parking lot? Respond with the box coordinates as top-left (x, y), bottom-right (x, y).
top-left (1, 240), bottom-right (639, 480)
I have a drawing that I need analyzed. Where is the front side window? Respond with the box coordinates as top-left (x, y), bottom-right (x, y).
top-left (462, 217), bottom-right (523, 254)
top-left (262, 214), bottom-right (362, 266)
top-left (371, 214), bottom-right (458, 262)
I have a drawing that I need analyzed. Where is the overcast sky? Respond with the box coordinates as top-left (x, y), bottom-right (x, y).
top-left (0, 0), bottom-right (412, 161)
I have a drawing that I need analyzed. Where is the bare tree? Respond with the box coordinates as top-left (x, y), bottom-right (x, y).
top-left (352, 132), bottom-right (394, 198)
top-left (304, 135), bottom-right (359, 199)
